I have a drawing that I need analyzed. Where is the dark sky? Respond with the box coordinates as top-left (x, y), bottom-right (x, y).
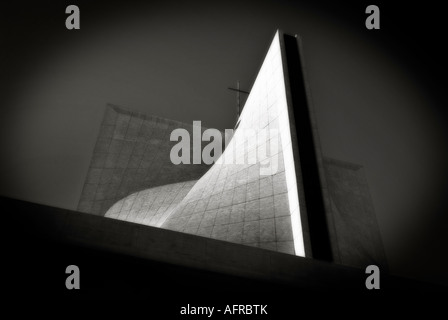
top-left (1, 0), bottom-right (447, 284)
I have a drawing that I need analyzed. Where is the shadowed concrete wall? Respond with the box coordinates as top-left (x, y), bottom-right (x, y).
top-left (324, 157), bottom-right (388, 269)
top-left (77, 104), bottom-right (210, 215)
top-left (4, 196), bottom-right (440, 300)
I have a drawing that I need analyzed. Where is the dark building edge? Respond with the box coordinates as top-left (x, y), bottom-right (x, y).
top-left (278, 31), bottom-right (336, 261)
top-left (2, 196), bottom-right (445, 306)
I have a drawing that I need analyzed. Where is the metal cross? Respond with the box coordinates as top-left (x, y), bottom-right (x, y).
top-left (228, 80), bottom-right (249, 123)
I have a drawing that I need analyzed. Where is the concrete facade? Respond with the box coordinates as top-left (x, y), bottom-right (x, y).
top-left (106, 181), bottom-right (197, 227)
top-left (102, 31), bottom-right (300, 256)
top-left (77, 105), bottom-right (210, 216)
top-left (323, 158), bottom-right (387, 269)
top-left (80, 30), bottom-right (387, 268)
top-left (161, 31), bottom-right (301, 255)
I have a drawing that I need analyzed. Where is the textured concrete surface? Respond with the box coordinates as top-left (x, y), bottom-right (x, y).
top-left (77, 104), bottom-right (210, 215)
top-left (106, 180), bottom-right (197, 227)
top-left (323, 157), bottom-right (388, 269)
top-left (98, 32), bottom-right (300, 256)
top-left (105, 155), bottom-right (387, 268)
top-left (161, 31), bottom-right (299, 255)
top-left (79, 31), bottom-right (387, 268)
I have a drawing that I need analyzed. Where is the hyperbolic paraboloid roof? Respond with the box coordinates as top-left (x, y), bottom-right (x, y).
top-left (79, 31), bottom-right (387, 268)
